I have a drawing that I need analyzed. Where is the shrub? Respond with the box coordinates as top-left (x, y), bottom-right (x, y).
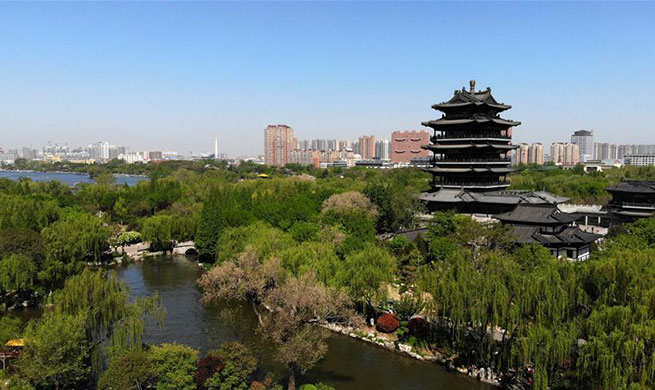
top-left (116, 231), bottom-right (142, 247)
top-left (98, 349), bottom-right (153, 390)
top-left (393, 294), bottom-right (424, 321)
top-left (195, 353), bottom-right (225, 390)
top-left (376, 313), bottom-right (399, 333)
top-left (408, 316), bottom-right (428, 337)
top-left (150, 343), bottom-right (199, 390)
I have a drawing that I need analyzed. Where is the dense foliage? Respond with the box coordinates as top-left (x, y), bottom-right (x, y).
top-left (407, 212), bottom-right (655, 390)
top-left (6, 161), bottom-right (655, 390)
top-left (510, 164), bottom-right (655, 204)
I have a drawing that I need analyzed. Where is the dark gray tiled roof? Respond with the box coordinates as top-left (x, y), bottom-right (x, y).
top-left (419, 189), bottom-right (569, 205)
top-left (495, 204), bottom-right (579, 225)
top-left (607, 180), bottom-right (655, 194)
top-left (509, 225), bottom-right (601, 245)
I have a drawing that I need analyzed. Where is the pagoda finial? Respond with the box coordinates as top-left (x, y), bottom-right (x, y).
top-left (469, 80), bottom-right (476, 93)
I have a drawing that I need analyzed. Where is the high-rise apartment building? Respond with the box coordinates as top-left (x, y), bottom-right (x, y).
top-left (375, 139), bottom-right (390, 161)
top-left (358, 135), bottom-right (377, 159)
top-left (327, 140), bottom-right (337, 151)
top-left (90, 141), bottom-right (110, 160)
top-left (337, 140), bottom-right (350, 151)
top-left (391, 130), bottom-right (430, 164)
top-left (594, 142), bottom-right (619, 160)
top-left (529, 143), bottom-right (544, 165)
top-left (570, 130), bottom-right (593, 162)
top-left (264, 124), bottom-right (295, 167)
top-left (517, 144), bottom-right (529, 165)
top-left (551, 142), bottom-right (579, 166)
top-left (298, 140), bottom-right (311, 150)
top-left (516, 143), bottom-right (544, 165)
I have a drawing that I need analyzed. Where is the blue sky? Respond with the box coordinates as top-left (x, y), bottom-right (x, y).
top-left (1, 2), bottom-right (654, 156)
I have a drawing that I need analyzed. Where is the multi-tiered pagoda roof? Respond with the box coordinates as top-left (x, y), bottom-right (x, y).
top-left (421, 80), bottom-right (520, 192)
top-left (420, 81), bottom-right (565, 214)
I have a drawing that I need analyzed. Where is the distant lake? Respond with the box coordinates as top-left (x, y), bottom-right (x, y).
top-left (0, 170), bottom-right (147, 186)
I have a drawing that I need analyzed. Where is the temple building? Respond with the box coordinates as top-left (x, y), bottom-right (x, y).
top-left (606, 181), bottom-right (655, 224)
top-left (495, 204), bottom-right (602, 261)
top-left (420, 81), bottom-right (567, 214)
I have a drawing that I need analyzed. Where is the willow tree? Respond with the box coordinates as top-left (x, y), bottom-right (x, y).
top-left (47, 268), bottom-right (166, 374)
top-left (420, 234), bottom-right (581, 384)
top-left (40, 213), bottom-right (110, 286)
top-left (337, 243), bottom-right (395, 320)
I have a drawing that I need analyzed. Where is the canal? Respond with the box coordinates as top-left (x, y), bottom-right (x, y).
top-left (114, 255), bottom-right (494, 390)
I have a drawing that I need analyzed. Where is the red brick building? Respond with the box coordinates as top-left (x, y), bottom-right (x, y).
top-left (391, 130), bottom-right (430, 163)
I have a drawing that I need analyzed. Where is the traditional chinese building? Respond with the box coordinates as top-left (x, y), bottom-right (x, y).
top-left (420, 80), bottom-right (566, 213)
top-left (606, 181), bottom-right (655, 224)
top-left (494, 204), bottom-right (602, 261)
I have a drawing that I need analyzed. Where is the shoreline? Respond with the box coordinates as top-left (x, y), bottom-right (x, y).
top-left (322, 322), bottom-right (501, 387)
top-left (118, 245), bottom-right (501, 387)
top-left (0, 168), bottom-right (149, 178)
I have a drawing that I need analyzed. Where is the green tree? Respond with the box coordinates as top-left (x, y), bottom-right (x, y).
top-left (0, 254), bottom-right (37, 294)
top-left (204, 342), bottom-right (257, 390)
top-left (150, 343), bottom-right (199, 390)
top-left (112, 197), bottom-right (129, 225)
top-left (18, 312), bottom-right (90, 390)
top-left (278, 242), bottom-right (342, 286)
top-left (0, 228), bottom-right (44, 262)
top-left (41, 213), bottom-right (109, 284)
top-left (98, 349), bottom-right (153, 390)
top-left (338, 244), bottom-right (395, 318)
top-left (364, 181), bottom-right (422, 233)
top-left (0, 315), bottom-right (22, 346)
top-left (196, 188), bottom-right (252, 261)
top-left (49, 269), bottom-right (165, 373)
top-left (217, 222), bottom-right (294, 263)
top-left (141, 214), bottom-right (174, 251)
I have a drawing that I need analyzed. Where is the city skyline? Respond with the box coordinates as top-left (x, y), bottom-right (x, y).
top-left (1, 2), bottom-right (655, 155)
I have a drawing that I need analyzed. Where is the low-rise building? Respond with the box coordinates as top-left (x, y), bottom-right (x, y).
top-left (495, 204), bottom-right (601, 261)
top-left (625, 154), bottom-right (655, 166)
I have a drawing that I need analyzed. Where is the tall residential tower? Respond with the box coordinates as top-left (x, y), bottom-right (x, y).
top-left (264, 124), bottom-right (295, 167)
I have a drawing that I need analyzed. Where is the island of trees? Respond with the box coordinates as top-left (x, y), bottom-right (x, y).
top-left (2, 160), bottom-right (655, 390)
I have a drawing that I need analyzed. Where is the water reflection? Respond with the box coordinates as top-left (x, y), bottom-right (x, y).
top-left (114, 255), bottom-right (494, 390)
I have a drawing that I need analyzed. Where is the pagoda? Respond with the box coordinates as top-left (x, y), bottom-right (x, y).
top-left (420, 81), bottom-right (566, 214)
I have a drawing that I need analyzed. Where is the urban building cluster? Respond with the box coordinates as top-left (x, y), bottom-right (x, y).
top-left (513, 129), bottom-right (655, 168)
top-left (262, 124), bottom-right (431, 168)
top-left (0, 141), bottom-right (205, 165)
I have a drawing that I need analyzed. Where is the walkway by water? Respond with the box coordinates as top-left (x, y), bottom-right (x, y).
top-left (114, 255), bottom-right (494, 390)
top-left (0, 170), bottom-right (147, 186)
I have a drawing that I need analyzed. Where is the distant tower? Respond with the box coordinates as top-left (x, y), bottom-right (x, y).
top-left (214, 134), bottom-right (219, 159)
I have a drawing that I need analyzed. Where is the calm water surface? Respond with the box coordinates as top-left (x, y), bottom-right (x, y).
top-left (114, 255), bottom-right (494, 390)
top-left (0, 170), bottom-right (146, 186)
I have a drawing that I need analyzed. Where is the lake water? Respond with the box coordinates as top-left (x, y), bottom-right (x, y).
top-left (114, 255), bottom-right (494, 390)
top-left (0, 170), bottom-right (147, 186)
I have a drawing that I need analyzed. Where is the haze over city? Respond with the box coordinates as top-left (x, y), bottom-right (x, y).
top-left (1, 2), bottom-right (654, 156)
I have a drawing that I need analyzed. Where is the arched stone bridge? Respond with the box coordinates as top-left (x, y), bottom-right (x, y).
top-left (172, 241), bottom-right (197, 255)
